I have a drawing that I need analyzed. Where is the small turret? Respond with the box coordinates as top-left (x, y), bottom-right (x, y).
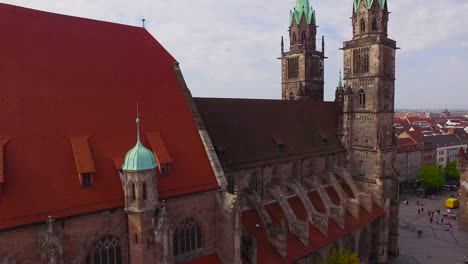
top-left (335, 70), bottom-right (344, 105)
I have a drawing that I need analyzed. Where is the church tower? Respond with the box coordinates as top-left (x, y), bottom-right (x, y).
top-left (122, 115), bottom-right (159, 264)
top-left (342, 0), bottom-right (399, 261)
top-left (281, 0), bottom-right (325, 101)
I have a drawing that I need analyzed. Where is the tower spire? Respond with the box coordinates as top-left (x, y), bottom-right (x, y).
top-left (338, 69), bottom-right (343, 90)
top-left (136, 101), bottom-right (140, 143)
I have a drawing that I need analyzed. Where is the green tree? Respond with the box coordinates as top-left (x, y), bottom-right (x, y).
top-left (419, 166), bottom-right (444, 191)
top-left (321, 249), bottom-right (360, 264)
top-left (444, 160), bottom-right (460, 180)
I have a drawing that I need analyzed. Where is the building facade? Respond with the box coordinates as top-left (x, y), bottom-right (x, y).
top-left (0, 1), bottom-right (400, 264)
top-left (396, 137), bottom-right (422, 189)
top-left (341, 0), bottom-right (399, 259)
top-left (281, 0), bottom-right (325, 101)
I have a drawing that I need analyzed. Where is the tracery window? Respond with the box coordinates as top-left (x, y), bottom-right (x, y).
top-left (372, 18), bottom-right (378, 31)
top-left (287, 57), bottom-right (299, 79)
top-left (301, 31), bottom-right (307, 45)
top-left (292, 32), bottom-right (297, 46)
top-left (271, 167), bottom-right (279, 185)
top-left (85, 235), bottom-right (122, 264)
top-left (359, 89), bottom-right (366, 106)
top-left (360, 19), bottom-right (366, 33)
top-left (173, 218), bottom-right (203, 258)
top-left (359, 160), bottom-right (365, 175)
top-left (249, 172), bottom-right (258, 192)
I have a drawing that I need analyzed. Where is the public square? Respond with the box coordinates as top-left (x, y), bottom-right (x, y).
top-left (390, 190), bottom-right (468, 264)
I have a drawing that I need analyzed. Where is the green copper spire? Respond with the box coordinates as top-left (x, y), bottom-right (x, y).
top-left (122, 105), bottom-right (157, 171)
top-left (338, 70), bottom-right (343, 90)
top-left (289, 0), bottom-right (316, 26)
top-left (353, 0), bottom-right (386, 13)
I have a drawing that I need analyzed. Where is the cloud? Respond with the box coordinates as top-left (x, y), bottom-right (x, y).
top-left (2, 0), bottom-right (467, 108)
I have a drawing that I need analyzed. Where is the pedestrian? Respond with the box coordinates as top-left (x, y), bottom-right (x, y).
top-left (437, 218), bottom-right (439, 224)
top-left (437, 210), bottom-right (440, 215)
top-left (428, 212), bottom-right (430, 217)
top-left (441, 218), bottom-right (444, 223)
top-left (418, 209), bottom-right (420, 214)
top-left (418, 230), bottom-right (422, 237)
top-left (422, 207), bottom-right (424, 212)
top-left (430, 218), bottom-right (433, 224)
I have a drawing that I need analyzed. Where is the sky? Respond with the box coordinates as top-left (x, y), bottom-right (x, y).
top-left (2, 0), bottom-right (468, 109)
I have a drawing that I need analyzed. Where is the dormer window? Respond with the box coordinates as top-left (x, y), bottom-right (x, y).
top-left (80, 173), bottom-right (93, 188)
top-left (160, 164), bottom-right (170, 176)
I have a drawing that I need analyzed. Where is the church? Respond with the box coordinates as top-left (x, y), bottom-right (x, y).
top-left (0, 0), bottom-right (399, 263)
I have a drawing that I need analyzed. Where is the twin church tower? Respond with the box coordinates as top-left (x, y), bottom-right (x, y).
top-left (282, 0), bottom-right (399, 256)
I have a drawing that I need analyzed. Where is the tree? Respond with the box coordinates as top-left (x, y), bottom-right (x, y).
top-left (419, 166), bottom-right (444, 191)
top-left (322, 249), bottom-right (360, 264)
top-left (444, 160), bottom-right (460, 180)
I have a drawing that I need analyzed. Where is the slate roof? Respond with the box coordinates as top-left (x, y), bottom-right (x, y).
top-left (420, 135), bottom-right (466, 149)
top-left (194, 98), bottom-right (344, 168)
top-left (0, 4), bottom-right (218, 230)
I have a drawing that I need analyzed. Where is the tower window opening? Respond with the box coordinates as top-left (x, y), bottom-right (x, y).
top-left (292, 32), bottom-right (297, 46)
top-left (131, 181), bottom-right (136, 201)
top-left (359, 89), bottom-right (366, 106)
top-left (360, 19), bottom-right (366, 33)
top-left (142, 182), bottom-right (147, 200)
top-left (372, 18), bottom-right (378, 31)
top-left (287, 57), bottom-right (299, 79)
top-left (249, 172), bottom-right (258, 192)
top-left (301, 31), bottom-right (307, 45)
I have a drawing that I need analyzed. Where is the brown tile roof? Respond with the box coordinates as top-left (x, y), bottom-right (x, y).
top-left (194, 98), bottom-right (343, 167)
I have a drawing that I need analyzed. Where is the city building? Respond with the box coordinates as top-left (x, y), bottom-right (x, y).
top-left (396, 137), bottom-right (423, 189)
top-left (0, 1), bottom-right (400, 264)
top-left (457, 148), bottom-right (468, 231)
top-left (421, 135), bottom-right (467, 168)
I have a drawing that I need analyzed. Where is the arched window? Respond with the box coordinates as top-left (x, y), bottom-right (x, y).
top-left (363, 53), bottom-right (369, 73)
top-left (359, 160), bottom-right (365, 175)
top-left (249, 172), bottom-right (258, 192)
top-left (142, 182), bottom-right (147, 200)
top-left (343, 234), bottom-right (356, 252)
top-left (372, 18), bottom-right (378, 31)
top-left (301, 31), bottom-right (307, 45)
top-left (85, 235), bottom-right (122, 264)
top-left (130, 181), bottom-right (136, 201)
top-left (360, 19), bottom-right (366, 33)
top-left (173, 218), bottom-right (202, 259)
top-left (271, 167), bottom-right (279, 185)
top-left (359, 89), bottom-right (366, 106)
top-left (292, 33), bottom-right (297, 45)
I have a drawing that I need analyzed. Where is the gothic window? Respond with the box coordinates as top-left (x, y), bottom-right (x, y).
top-left (301, 31), bottom-right (307, 45)
top-left (249, 172), bottom-right (258, 192)
top-left (130, 181), bottom-right (136, 201)
top-left (227, 176), bottom-right (235, 194)
top-left (271, 167), bottom-right (279, 185)
top-left (372, 18), bottom-right (378, 31)
top-left (359, 89), bottom-right (366, 106)
top-left (363, 52), bottom-right (369, 73)
top-left (142, 182), bottom-right (147, 200)
top-left (292, 32), bottom-right (297, 46)
top-left (85, 235), bottom-right (122, 264)
top-left (287, 57), bottom-right (299, 79)
top-left (359, 160), bottom-right (365, 175)
top-left (173, 218), bottom-right (202, 258)
top-left (360, 19), bottom-right (366, 33)
top-left (343, 234), bottom-right (356, 252)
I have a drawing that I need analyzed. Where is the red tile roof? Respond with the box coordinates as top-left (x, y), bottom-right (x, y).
top-left (0, 4), bottom-right (218, 230)
top-left (146, 132), bottom-right (173, 164)
top-left (242, 193), bottom-right (385, 263)
top-left (0, 138), bottom-right (8, 183)
top-left (186, 253), bottom-right (223, 264)
top-left (69, 136), bottom-right (96, 174)
top-left (397, 137), bottom-right (422, 153)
